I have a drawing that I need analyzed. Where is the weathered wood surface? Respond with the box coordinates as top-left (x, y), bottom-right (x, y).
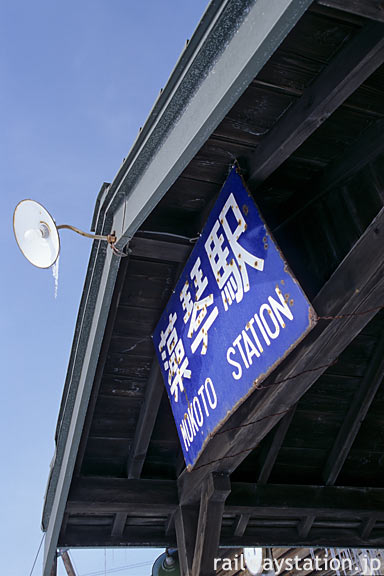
top-left (247, 22), bottom-right (384, 187)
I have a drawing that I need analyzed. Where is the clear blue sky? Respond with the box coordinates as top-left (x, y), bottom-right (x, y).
top-left (0, 1), bottom-right (209, 574)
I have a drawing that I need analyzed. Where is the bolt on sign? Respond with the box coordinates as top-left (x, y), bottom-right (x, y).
top-left (153, 165), bottom-right (317, 468)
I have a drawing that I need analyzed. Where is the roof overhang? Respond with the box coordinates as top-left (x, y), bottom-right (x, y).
top-left (41, 1), bottom-right (313, 573)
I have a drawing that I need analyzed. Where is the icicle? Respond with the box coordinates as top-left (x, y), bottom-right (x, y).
top-left (52, 256), bottom-right (59, 299)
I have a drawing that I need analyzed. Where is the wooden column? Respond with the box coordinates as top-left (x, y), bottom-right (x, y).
top-left (61, 550), bottom-right (77, 576)
top-left (174, 506), bottom-right (199, 576)
top-left (192, 474), bottom-right (231, 576)
top-left (49, 553), bottom-right (57, 576)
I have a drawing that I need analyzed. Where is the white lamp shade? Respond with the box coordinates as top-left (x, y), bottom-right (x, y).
top-left (13, 199), bottom-right (60, 268)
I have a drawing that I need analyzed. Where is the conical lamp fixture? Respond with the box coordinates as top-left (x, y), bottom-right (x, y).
top-left (13, 199), bottom-right (117, 268)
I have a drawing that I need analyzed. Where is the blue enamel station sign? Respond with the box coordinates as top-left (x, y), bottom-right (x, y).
top-left (153, 166), bottom-right (316, 468)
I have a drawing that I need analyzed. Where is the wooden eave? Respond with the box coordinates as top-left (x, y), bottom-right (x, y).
top-left (51, 0), bottom-right (384, 564)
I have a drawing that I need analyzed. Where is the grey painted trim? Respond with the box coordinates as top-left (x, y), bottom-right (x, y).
top-left (41, 0), bottom-right (312, 574)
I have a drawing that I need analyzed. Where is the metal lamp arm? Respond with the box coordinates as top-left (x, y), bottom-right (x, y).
top-left (56, 224), bottom-right (116, 244)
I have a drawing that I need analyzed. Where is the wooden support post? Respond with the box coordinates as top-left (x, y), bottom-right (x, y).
top-left (174, 506), bottom-right (199, 576)
top-left (247, 23), bottom-right (384, 188)
top-left (323, 331), bottom-right (384, 485)
top-left (61, 550), bottom-right (77, 576)
top-left (192, 474), bottom-right (231, 576)
top-left (127, 360), bottom-right (164, 479)
top-left (257, 404), bottom-right (297, 484)
top-left (49, 553), bottom-right (57, 576)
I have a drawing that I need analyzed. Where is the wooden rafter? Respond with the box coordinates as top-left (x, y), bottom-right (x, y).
top-left (322, 331), bottom-right (384, 485)
top-left (257, 404), bottom-right (297, 484)
top-left (126, 360), bottom-right (164, 479)
top-left (274, 118), bottom-right (384, 234)
top-left (247, 22), bottom-right (384, 188)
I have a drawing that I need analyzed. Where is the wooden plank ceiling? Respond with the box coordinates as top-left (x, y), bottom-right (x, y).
top-left (58, 0), bottom-right (384, 557)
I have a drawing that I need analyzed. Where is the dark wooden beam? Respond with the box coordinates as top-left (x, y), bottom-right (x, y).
top-left (111, 513), bottom-right (127, 538)
top-left (60, 523), bottom-right (384, 549)
top-left (192, 474), bottom-right (231, 576)
top-left (65, 479), bottom-right (384, 518)
top-left (179, 207), bottom-right (384, 506)
top-left (129, 235), bottom-right (192, 263)
top-left (323, 331), bottom-right (384, 485)
top-left (60, 525), bottom-right (176, 548)
top-left (67, 477), bottom-right (178, 515)
top-left (226, 484), bottom-right (384, 518)
top-left (221, 526), bottom-right (384, 548)
top-left (247, 23), bottom-right (384, 188)
top-left (60, 483), bottom-right (384, 549)
top-left (126, 360), bottom-right (164, 479)
top-left (257, 404), bottom-right (297, 484)
top-left (174, 506), bottom-right (199, 576)
top-left (317, 0), bottom-right (384, 23)
top-left (274, 118), bottom-right (384, 234)
top-left (60, 551), bottom-right (76, 576)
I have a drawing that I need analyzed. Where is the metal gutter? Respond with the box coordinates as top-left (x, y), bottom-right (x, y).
top-left (41, 0), bottom-right (313, 574)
